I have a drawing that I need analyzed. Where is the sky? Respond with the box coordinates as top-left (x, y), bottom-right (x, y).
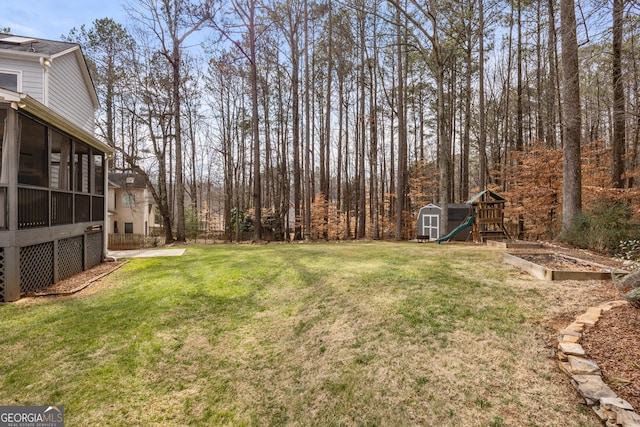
top-left (1, 1), bottom-right (129, 41)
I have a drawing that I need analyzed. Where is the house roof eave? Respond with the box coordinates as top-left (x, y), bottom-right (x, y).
top-left (3, 91), bottom-right (113, 155)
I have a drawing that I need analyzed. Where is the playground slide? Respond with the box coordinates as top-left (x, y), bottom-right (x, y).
top-left (436, 216), bottom-right (475, 244)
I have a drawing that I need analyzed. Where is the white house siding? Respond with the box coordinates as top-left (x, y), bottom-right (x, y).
top-left (0, 58), bottom-right (44, 101)
top-left (48, 52), bottom-right (95, 133)
top-left (108, 188), bottom-right (116, 212)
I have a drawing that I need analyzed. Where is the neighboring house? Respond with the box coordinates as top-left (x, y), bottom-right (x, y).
top-left (107, 172), bottom-right (158, 246)
top-left (0, 34), bottom-right (113, 302)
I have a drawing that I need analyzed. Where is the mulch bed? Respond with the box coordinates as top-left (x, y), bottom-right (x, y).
top-left (24, 260), bottom-right (128, 297)
top-left (519, 243), bottom-right (629, 271)
top-left (518, 253), bottom-right (609, 272)
top-left (513, 243), bottom-right (640, 410)
top-left (582, 304), bottom-right (640, 411)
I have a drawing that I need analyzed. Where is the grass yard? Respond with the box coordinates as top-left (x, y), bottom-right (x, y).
top-left (0, 242), bottom-right (607, 426)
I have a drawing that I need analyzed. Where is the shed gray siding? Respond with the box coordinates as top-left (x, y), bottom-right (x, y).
top-left (48, 52), bottom-right (95, 133)
top-left (417, 203), bottom-right (471, 240)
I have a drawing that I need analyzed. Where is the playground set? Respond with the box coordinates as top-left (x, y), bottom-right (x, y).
top-left (416, 190), bottom-right (510, 244)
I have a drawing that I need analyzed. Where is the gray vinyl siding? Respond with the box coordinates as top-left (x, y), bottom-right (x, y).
top-left (0, 58), bottom-right (44, 101)
top-left (48, 52), bottom-right (95, 133)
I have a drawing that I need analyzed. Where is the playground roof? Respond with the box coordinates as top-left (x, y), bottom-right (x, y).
top-left (466, 190), bottom-right (506, 205)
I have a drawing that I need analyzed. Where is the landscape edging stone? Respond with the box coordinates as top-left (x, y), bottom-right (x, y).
top-left (558, 300), bottom-right (640, 427)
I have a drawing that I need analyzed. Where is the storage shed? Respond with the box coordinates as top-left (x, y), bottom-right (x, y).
top-left (416, 203), bottom-right (472, 241)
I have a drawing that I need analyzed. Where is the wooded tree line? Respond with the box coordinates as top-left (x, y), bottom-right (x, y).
top-left (66, 0), bottom-right (640, 242)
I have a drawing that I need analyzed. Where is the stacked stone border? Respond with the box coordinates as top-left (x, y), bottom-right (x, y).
top-left (558, 300), bottom-right (640, 427)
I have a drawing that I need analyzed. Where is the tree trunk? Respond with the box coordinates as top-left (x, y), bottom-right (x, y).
top-left (249, 0), bottom-right (262, 241)
top-left (358, 5), bottom-right (367, 239)
top-left (304, 0), bottom-right (312, 240)
top-left (478, 0), bottom-right (487, 189)
top-left (560, 0), bottom-right (582, 232)
top-left (395, 8), bottom-right (407, 240)
top-left (612, 0), bottom-right (625, 188)
top-left (546, 0), bottom-right (558, 147)
top-left (172, 42), bottom-right (186, 242)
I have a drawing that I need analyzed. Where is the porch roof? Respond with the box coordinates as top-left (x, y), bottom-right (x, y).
top-left (0, 88), bottom-right (113, 156)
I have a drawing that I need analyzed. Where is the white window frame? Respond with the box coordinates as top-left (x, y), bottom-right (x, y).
top-left (0, 69), bottom-right (22, 92)
top-left (122, 192), bottom-right (136, 208)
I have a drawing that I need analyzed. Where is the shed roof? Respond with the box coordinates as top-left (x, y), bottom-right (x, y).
top-left (421, 203), bottom-right (470, 211)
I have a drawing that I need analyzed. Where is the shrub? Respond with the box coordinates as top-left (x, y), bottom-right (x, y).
top-left (615, 239), bottom-right (640, 262)
top-left (561, 199), bottom-right (640, 255)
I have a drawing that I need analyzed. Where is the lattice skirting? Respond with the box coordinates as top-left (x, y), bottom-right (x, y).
top-left (20, 242), bottom-right (54, 294)
top-left (8, 233), bottom-right (105, 298)
top-left (58, 236), bottom-right (84, 281)
top-left (86, 232), bottom-right (103, 269)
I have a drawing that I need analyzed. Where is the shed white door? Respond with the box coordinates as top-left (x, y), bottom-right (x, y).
top-left (423, 214), bottom-right (439, 239)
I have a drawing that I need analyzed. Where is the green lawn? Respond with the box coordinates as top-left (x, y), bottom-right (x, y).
top-left (0, 242), bottom-right (602, 426)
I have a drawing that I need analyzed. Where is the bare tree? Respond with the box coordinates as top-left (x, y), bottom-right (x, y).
top-left (130, 0), bottom-right (212, 242)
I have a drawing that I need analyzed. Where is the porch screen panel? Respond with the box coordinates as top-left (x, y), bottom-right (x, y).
top-left (0, 108), bottom-right (5, 181)
top-left (51, 191), bottom-right (73, 225)
top-left (74, 142), bottom-right (89, 193)
top-left (92, 196), bottom-right (104, 221)
top-left (93, 152), bottom-right (103, 195)
top-left (75, 194), bottom-right (90, 222)
top-left (51, 131), bottom-right (71, 190)
top-left (18, 115), bottom-right (48, 187)
top-left (18, 187), bottom-right (48, 229)
top-left (0, 110), bottom-right (5, 229)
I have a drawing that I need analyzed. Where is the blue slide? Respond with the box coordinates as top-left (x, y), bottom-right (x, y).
top-left (436, 216), bottom-right (475, 244)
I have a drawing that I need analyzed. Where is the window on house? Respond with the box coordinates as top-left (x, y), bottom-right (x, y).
top-left (51, 131), bottom-right (71, 190)
top-left (124, 222), bottom-right (133, 234)
top-left (0, 71), bottom-right (19, 92)
top-left (114, 221), bottom-right (118, 234)
top-left (74, 142), bottom-right (89, 193)
top-left (122, 192), bottom-right (135, 208)
top-left (18, 114), bottom-right (48, 187)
